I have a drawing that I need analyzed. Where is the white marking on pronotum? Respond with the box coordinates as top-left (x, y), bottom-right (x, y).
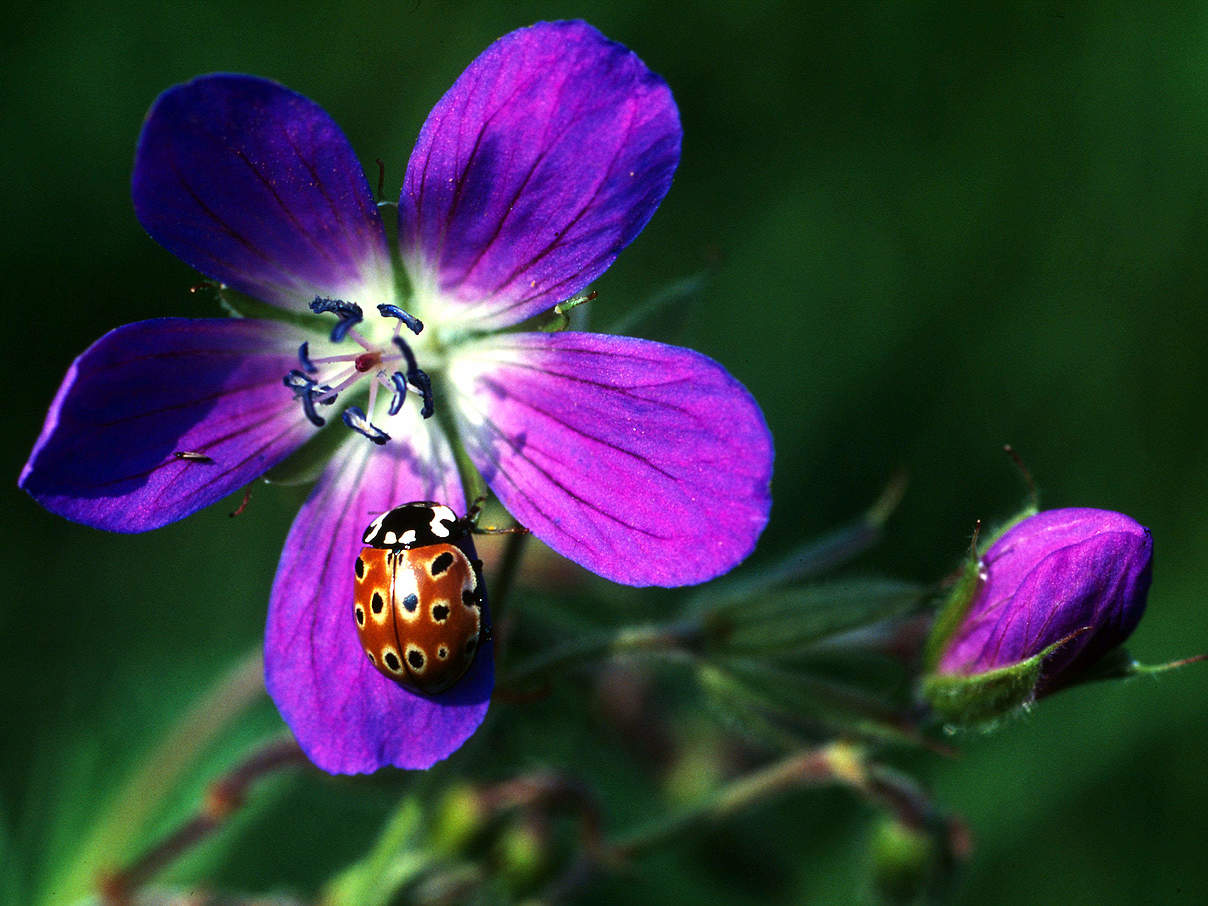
top-left (400, 528), bottom-right (417, 545)
top-left (383, 530), bottom-right (398, 545)
top-left (430, 505), bottom-right (455, 537)
top-left (364, 512), bottom-right (387, 542)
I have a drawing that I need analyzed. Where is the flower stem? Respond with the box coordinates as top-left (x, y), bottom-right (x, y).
top-left (496, 619), bottom-right (703, 692)
top-left (610, 742), bottom-right (851, 859)
top-left (98, 735), bottom-right (306, 905)
top-left (488, 528), bottom-right (528, 624)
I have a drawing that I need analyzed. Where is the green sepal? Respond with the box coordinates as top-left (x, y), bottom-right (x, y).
top-left (701, 578), bottom-right (926, 657)
top-left (1072, 648), bottom-right (1208, 686)
top-left (922, 503), bottom-right (1038, 671)
top-left (922, 557), bottom-right (982, 672)
top-left (217, 286), bottom-right (328, 333)
top-left (604, 270), bottom-right (708, 338)
top-left (261, 422), bottom-right (349, 486)
top-left (921, 630), bottom-right (1084, 727)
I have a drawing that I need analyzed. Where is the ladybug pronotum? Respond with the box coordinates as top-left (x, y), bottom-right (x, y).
top-left (354, 502), bottom-right (485, 695)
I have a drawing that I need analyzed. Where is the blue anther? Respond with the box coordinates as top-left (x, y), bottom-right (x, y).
top-left (377, 304), bottom-right (424, 335)
top-left (409, 369), bottom-right (435, 419)
top-left (341, 406), bottom-right (391, 445)
top-left (388, 371), bottom-right (408, 416)
top-left (309, 297), bottom-right (364, 343)
top-left (392, 337), bottom-right (435, 419)
top-left (297, 341), bottom-right (317, 373)
top-left (392, 336), bottom-right (419, 374)
top-left (283, 369), bottom-right (336, 427)
top-left (283, 368), bottom-right (313, 391)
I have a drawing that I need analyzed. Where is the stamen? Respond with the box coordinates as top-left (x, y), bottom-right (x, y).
top-left (366, 367), bottom-right (381, 420)
top-left (342, 406), bottom-right (391, 445)
top-left (283, 369), bottom-right (337, 427)
top-left (391, 335), bottom-right (420, 374)
top-left (310, 366), bottom-right (361, 404)
top-left (377, 304), bottom-right (424, 336)
top-left (297, 342), bottom-right (317, 374)
top-left (409, 370), bottom-right (435, 419)
top-left (392, 337), bottom-right (436, 419)
top-left (388, 371), bottom-right (408, 415)
top-left (309, 297), bottom-right (364, 343)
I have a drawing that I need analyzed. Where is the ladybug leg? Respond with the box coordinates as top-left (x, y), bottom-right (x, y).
top-left (463, 495), bottom-right (530, 536)
top-left (465, 494), bottom-right (489, 525)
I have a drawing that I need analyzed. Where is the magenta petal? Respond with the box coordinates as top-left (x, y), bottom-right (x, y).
top-left (133, 74), bottom-right (393, 310)
top-left (20, 318), bottom-right (314, 532)
top-left (264, 423), bottom-right (491, 774)
top-left (400, 21), bottom-right (680, 329)
top-left (448, 332), bottom-right (773, 586)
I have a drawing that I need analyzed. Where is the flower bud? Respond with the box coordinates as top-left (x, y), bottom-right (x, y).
top-left (923, 507), bottom-right (1153, 724)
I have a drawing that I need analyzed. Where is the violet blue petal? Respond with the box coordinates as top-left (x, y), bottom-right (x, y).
top-left (264, 417), bottom-right (491, 774)
top-left (400, 21), bottom-right (680, 330)
top-left (133, 74), bottom-right (393, 310)
top-left (938, 508), bottom-right (1153, 688)
top-left (20, 318), bottom-right (316, 532)
top-left (447, 331), bottom-right (773, 587)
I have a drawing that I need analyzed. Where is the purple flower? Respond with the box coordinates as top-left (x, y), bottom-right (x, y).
top-left (934, 507), bottom-right (1153, 694)
top-left (18, 21), bottom-right (773, 773)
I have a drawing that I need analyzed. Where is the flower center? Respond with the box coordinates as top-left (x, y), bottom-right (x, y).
top-left (282, 297), bottom-right (436, 445)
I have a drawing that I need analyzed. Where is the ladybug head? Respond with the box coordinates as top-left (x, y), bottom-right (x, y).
top-left (362, 501), bottom-right (464, 549)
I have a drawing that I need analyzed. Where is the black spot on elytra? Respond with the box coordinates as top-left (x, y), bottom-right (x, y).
top-left (355, 606), bottom-right (365, 626)
top-left (366, 651), bottom-right (375, 664)
top-left (371, 591), bottom-right (384, 614)
top-left (407, 649), bottom-right (425, 669)
top-left (355, 556), bottom-right (365, 579)
top-left (430, 551), bottom-right (454, 576)
top-left (462, 589), bottom-right (478, 606)
top-left (403, 593), bottom-right (418, 612)
top-left (438, 646), bottom-right (448, 659)
top-left (432, 603), bottom-right (450, 622)
top-left (384, 651), bottom-right (400, 671)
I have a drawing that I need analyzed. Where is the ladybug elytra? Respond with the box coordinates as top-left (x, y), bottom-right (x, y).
top-left (354, 502), bottom-right (485, 695)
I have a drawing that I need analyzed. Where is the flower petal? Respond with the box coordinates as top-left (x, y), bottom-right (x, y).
top-left (448, 331), bottom-right (773, 586)
top-left (401, 21), bottom-right (680, 330)
top-left (264, 415), bottom-right (490, 774)
top-left (20, 318), bottom-right (315, 532)
top-left (133, 74), bottom-right (393, 310)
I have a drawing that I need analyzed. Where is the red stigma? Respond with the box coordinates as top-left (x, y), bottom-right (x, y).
top-left (355, 351), bottom-right (382, 372)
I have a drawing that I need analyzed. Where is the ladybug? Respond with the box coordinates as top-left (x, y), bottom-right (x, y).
top-left (354, 501), bottom-right (485, 695)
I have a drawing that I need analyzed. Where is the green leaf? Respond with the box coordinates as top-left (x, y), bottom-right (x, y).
top-left (261, 420), bottom-right (350, 486)
top-left (323, 796), bottom-right (433, 906)
top-left (216, 286), bottom-right (327, 332)
top-left (703, 578), bottom-right (927, 656)
top-left (701, 658), bottom-right (927, 749)
top-left (693, 471), bottom-right (908, 612)
top-left (604, 270), bottom-right (710, 338)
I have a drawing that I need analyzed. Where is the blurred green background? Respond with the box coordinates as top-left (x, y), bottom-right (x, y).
top-left (4, 1), bottom-right (1207, 903)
